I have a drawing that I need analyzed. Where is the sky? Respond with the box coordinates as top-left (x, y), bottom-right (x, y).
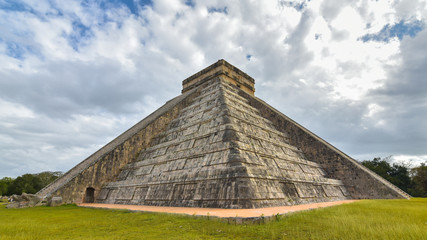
top-left (0, 0), bottom-right (426, 178)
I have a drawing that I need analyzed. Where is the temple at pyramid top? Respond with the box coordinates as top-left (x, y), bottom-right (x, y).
top-left (37, 59), bottom-right (410, 208)
top-left (182, 59), bottom-right (255, 96)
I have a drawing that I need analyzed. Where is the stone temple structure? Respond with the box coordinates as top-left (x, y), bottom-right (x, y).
top-left (37, 60), bottom-right (410, 208)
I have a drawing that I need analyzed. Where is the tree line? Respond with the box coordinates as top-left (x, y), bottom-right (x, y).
top-left (0, 171), bottom-right (62, 196)
top-left (362, 157), bottom-right (427, 197)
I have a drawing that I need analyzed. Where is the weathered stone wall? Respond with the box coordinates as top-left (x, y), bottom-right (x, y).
top-left (243, 93), bottom-right (410, 199)
top-left (44, 89), bottom-right (200, 204)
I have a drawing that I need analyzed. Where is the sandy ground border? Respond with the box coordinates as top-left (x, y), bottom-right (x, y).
top-left (79, 200), bottom-right (357, 218)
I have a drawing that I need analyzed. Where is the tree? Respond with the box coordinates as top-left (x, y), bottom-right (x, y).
top-left (34, 171), bottom-right (62, 187)
top-left (7, 174), bottom-right (43, 195)
top-left (361, 157), bottom-right (412, 193)
top-left (409, 163), bottom-right (427, 197)
top-left (2, 171), bottom-right (62, 196)
top-left (0, 177), bottom-right (13, 196)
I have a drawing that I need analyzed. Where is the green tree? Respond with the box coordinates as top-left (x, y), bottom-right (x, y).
top-left (7, 174), bottom-right (43, 195)
top-left (0, 177), bottom-right (14, 196)
top-left (361, 157), bottom-right (412, 193)
top-left (34, 171), bottom-right (62, 187)
top-left (409, 163), bottom-right (427, 197)
top-left (3, 171), bottom-right (62, 196)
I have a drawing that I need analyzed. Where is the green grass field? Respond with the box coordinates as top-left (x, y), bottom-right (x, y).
top-left (0, 198), bottom-right (426, 240)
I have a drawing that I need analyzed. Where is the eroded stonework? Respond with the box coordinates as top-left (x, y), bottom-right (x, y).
top-left (37, 59), bottom-right (410, 208)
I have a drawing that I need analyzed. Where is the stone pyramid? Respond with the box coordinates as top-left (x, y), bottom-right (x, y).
top-left (37, 60), bottom-right (410, 208)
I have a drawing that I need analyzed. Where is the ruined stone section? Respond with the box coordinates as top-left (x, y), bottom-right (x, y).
top-left (182, 59), bottom-right (255, 96)
top-left (241, 92), bottom-right (410, 200)
top-left (6, 193), bottom-right (42, 209)
top-left (37, 88), bottom-right (201, 203)
top-left (98, 78), bottom-right (348, 208)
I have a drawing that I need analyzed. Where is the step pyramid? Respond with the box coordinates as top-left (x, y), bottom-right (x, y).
top-left (37, 60), bottom-right (410, 208)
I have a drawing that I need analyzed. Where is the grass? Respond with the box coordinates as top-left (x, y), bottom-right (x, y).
top-left (0, 198), bottom-right (426, 240)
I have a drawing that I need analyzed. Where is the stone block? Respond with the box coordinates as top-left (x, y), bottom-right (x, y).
top-left (48, 197), bottom-right (63, 207)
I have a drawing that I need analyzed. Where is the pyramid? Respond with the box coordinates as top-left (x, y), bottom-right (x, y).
top-left (37, 60), bottom-right (410, 208)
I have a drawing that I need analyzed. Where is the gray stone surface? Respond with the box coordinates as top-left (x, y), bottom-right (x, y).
top-left (6, 193), bottom-right (41, 208)
top-left (6, 202), bottom-right (20, 209)
top-left (23, 193), bottom-right (42, 207)
top-left (48, 196), bottom-right (63, 207)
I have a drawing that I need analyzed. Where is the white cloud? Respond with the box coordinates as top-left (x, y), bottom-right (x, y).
top-left (392, 155), bottom-right (427, 166)
top-left (0, 99), bottom-right (35, 119)
top-left (0, 0), bottom-right (426, 177)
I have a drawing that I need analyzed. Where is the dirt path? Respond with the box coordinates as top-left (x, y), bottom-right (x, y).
top-left (79, 200), bottom-right (357, 218)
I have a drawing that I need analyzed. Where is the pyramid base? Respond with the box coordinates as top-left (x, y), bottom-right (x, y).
top-left (97, 177), bottom-right (349, 209)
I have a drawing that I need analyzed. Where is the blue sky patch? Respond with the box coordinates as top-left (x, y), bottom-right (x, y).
top-left (278, 0), bottom-right (307, 11)
top-left (185, 0), bottom-right (195, 8)
top-left (5, 42), bottom-right (26, 60)
top-left (208, 6), bottom-right (228, 14)
top-left (1, 38), bottom-right (42, 60)
top-left (0, 0), bottom-right (57, 20)
top-left (360, 20), bottom-right (424, 42)
top-left (66, 21), bottom-right (94, 51)
top-left (0, 0), bottom-right (31, 12)
top-left (98, 0), bottom-right (152, 16)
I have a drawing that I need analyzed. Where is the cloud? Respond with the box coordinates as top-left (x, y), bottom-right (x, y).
top-left (1, 0), bottom-right (427, 178)
top-left (361, 27), bottom-right (427, 155)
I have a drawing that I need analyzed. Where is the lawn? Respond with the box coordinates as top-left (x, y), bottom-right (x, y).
top-left (0, 198), bottom-right (426, 240)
